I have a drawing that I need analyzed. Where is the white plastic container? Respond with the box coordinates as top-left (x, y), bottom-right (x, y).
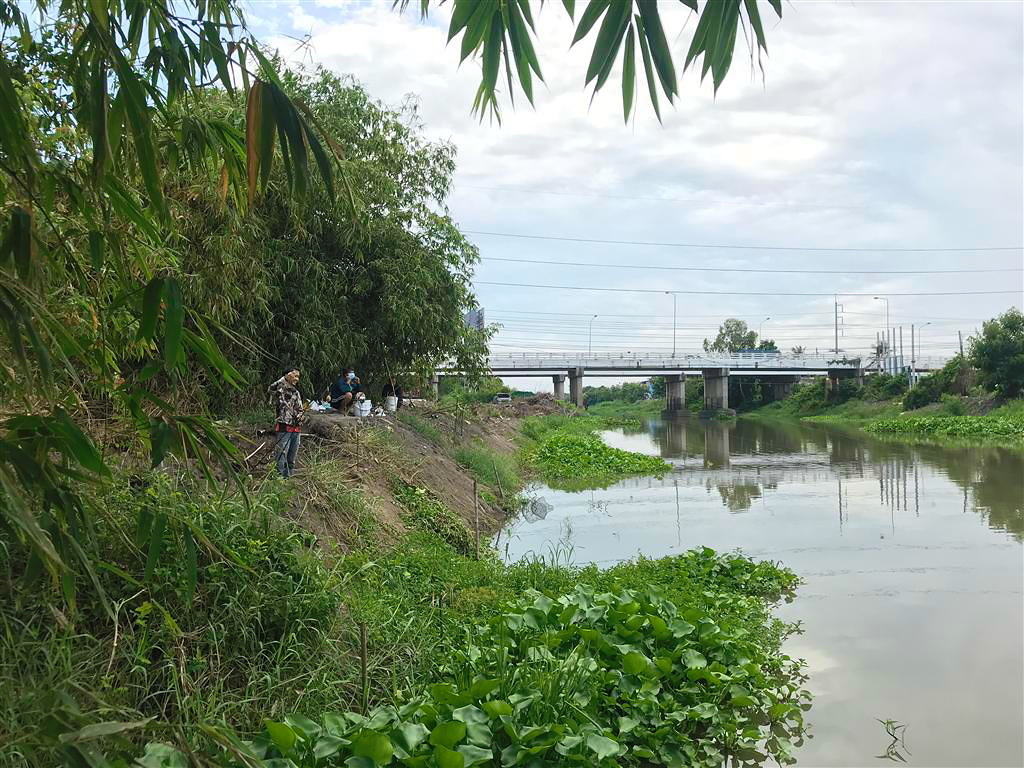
top-left (355, 400), bottom-right (372, 417)
top-left (385, 396), bottom-right (398, 413)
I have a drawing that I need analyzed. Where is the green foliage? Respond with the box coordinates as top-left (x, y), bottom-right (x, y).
top-left (940, 393), bottom-right (966, 416)
top-left (393, 483), bottom-right (473, 554)
top-left (903, 356), bottom-right (969, 410)
top-left (531, 432), bottom-right (670, 485)
top-left (583, 380), bottom-right (650, 406)
top-left (861, 373), bottom-right (908, 402)
top-left (0, 474), bottom-right (359, 763)
top-left (865, 413), bottom-right (1024, 440)
top-left (969, 308), bottom-right (1024, 397)
top-left (703, 318), bottom-right (775, 353)
top-left (402, 0), bottom-right (784, 122)
top-left (155, 581), bottom-right (807, 767)
top-left (453, 442), bottom-right (521, 495)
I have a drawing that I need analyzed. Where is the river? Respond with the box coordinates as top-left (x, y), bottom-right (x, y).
top-left (499, 416), bottom-right (1024, 767)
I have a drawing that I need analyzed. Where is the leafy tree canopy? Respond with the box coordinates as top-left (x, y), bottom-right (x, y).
top-left (703, 318), bottom-right (776, 353)
top-left (969, 308), bottom-right (1024, 398)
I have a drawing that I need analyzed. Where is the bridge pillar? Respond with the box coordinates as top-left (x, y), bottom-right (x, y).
top-left (664, 374), bottom-right (686, 413)
top-left (703, 421), bottom-right (731, 469)
top-left (552, 374), bottom-right (565, 400)
top-left (568, 367), bottom-right (585, 408)
top-left (701, 368), bottom-right (730, 415)
top-left (429, 374), bottom-right (439, 399)
top-left (770, 376), bottom-right (797, 402)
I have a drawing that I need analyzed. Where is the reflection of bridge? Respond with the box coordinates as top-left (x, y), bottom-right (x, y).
top-left (436, 352), bottom-right (949, 412)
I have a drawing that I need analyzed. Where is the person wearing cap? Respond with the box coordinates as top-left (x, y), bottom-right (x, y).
top-left (268, 367), bottom-right (303, 477)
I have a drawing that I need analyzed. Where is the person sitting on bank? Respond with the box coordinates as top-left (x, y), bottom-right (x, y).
top-left (268, 367), bottom-right (303, 478)
top-left (329, 368), bottom-right (354, 413)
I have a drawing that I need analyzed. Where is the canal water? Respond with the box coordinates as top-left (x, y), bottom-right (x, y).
top-left (500, 417), bottom-right (1024, 767)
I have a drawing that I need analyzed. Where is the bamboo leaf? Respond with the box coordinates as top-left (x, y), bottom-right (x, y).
top-left (622, 25), bottom-right (636, 122)
top-left (54, 408), bottom-right (108, 476)
top-left (562, 0), bottom-right (575, 18)
top-left (163, 278), bottom-right (184, 369)
top-left (245, 80), bottom-right (263, 206)
top-left (767, 0), bottom-right (783, 16)
top-left (744, 0), bottom-right (768, 51)
top-left (144, 511), bottom-right (166, 581)
top-left (89, 55), bottom-right (108, 188)
top-left (459, 2), bottom-right (493, 60)
top-left (447, 0), bottom-right (478, 41)
top-left (635, 15), bottom-right (662, 122)
top-left (572, 0), bottom-right (609, 46)
top-left (711, 0), bottom-right (741, 91)
top-left (637, 0), bottom-right (678, 100)
top-left (585, 0), bottom-right (630, 86)
top-left (88, 231), bottom-right (103, 270)
top-left (138, 277), bottom-right (163, 342)
top-left (150, 420), bottom-right (171, 468)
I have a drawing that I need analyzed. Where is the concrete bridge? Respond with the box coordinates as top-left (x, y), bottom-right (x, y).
top-left (436, 352), bottom-right (949, 413)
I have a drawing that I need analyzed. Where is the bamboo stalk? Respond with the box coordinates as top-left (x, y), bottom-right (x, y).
top-left (359, 622), bottom-right (369, 714)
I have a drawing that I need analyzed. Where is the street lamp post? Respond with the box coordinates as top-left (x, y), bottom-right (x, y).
top-left (588, 314), bottom-right (598, 356)
top-left (873, 296), bottom-right (890, 372)
top-left (759, 316), bottom-right (770, 344)
top-left (918, 321), bottom-right (932, 373)
top-left (666, 292), bottom-right (677, 357)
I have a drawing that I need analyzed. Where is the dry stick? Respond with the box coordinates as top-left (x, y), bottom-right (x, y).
top-left (359, 622), bottom-right (369, 715)
top-left (473, 479), bottom-right (481, 561)
top-left (244, 441), bottom-right (268, 462)
top-left (491, 458), bottom-right (505, 500)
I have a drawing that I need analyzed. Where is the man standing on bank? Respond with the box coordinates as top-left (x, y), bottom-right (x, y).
top-left (268, 367), bottom-right (303, 477)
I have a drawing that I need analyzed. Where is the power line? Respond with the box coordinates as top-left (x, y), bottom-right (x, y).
top-left (480, 255), bottom-right (1021, 275)
top-left (476, 280), bottom-right (1022, 297)
top-left (457, 183), bottom-right (872, 211)
top-left (485, 308), bottom-right (994, 322)
top-left (466, 230), bottom-right (1024, 253)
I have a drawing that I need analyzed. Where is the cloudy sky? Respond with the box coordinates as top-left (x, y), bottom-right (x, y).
top-left (247, 0), bottom-right (1022, 390)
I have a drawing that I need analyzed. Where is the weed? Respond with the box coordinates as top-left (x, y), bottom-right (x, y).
top-left (531, 431), bottom-right (670, 485)
top-left (398, 411), bottom-right (444, 444)
top-left (392, 483), bottom-right (473, 554)
top-left (453, 442), bottom-right (521, 495)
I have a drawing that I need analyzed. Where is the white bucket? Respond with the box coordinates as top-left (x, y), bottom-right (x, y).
top-left (385, 396), bottom-right (398, 413)
top-left (355, 400), bottom-right (372, 417)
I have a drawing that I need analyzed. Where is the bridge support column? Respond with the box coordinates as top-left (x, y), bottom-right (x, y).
top-left (663, 374), bottom-right (685, 413)
top-left (552, 374), bottom-right (565, 400)
top-left (429, 374), bottom-right (439, 399)
top-left (701, 368), bottom-right (731, 416)
top-left (568, 367), bottom-right (585, 408)
top-left (770, 376), bottom-right (797, 402)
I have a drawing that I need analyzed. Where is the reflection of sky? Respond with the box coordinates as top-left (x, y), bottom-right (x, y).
top-left (500, 420), bottom-right (1024, 767)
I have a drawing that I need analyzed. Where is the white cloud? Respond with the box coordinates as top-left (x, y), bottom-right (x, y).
top-left (247, 0), bottom-right (1023, 390)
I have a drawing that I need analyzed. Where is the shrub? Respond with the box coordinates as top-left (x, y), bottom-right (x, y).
top-left (940, 393), bottom-right (966, 416)
top-left (862, 373), bottom-right (908, 401)
top-left (453, 442), bottom-right (521, 492)
top-left (969, 308), bottom-right (1024, 397)
top-left (903, 356), bottom-right (969, 410)
top-left (393, 483), bottom-right (473, 554)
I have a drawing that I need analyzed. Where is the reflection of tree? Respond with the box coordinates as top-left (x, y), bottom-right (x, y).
top-left (715, 482), bottom-right (763, 512)
top-left (972, 449), bottom-right (1024, 540)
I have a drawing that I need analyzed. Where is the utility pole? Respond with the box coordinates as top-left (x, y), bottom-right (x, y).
top-left (910, 324), bottom-right (915, 385)
top-left (958, 331), bottom-right (964, 357)
top-left (899, 326), bottom-right (904, 377)
top-left (834, 296), bottom-right (839, 353)
top-left (665, 292), bottom-right (677, 358)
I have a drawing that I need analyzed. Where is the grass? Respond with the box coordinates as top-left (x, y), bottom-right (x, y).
top-left (397, 410), bottom-right (444, 444)
top-left (0, 451), bottom-right (807, 766)
top-left (452, 441), bottom-right (521, 498)
top-left (586, 399), bottom-right (663, 423)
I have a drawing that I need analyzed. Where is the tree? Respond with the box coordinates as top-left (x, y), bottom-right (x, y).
top-left (969, 308), bottom-right (1024, 397)
top-left (400, 0), bottom-right (784, 122)
top-left (703, 318), bottom-right (774, 353)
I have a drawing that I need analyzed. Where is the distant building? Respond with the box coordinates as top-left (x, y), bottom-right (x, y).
top-left (463, 308), bottom-right (485, 331)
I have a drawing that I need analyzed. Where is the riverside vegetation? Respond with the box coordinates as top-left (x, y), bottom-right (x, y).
top-left (1, 459), bottom-right (810, 767)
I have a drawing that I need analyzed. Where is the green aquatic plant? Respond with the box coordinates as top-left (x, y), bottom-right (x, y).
top-left (531, 432), bottom-right (670, 484)
top-left (134, 585), bottom-right (809, 767)
top-left (865, 414), bottom-right (1024, 440)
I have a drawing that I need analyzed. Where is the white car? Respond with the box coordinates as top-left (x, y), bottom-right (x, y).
top-left (493, 393), bottom-right (512, 405)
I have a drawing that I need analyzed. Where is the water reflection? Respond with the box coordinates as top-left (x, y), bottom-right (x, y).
top-left (503, 417), bottom-right (1024, 766)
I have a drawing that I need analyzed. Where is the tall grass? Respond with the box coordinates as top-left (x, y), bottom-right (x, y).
top-left (452, 441), bottom-right (521, 493)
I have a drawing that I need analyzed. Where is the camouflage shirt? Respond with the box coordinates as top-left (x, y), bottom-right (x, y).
top-left (268, 377), bottom-right (303, 427)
